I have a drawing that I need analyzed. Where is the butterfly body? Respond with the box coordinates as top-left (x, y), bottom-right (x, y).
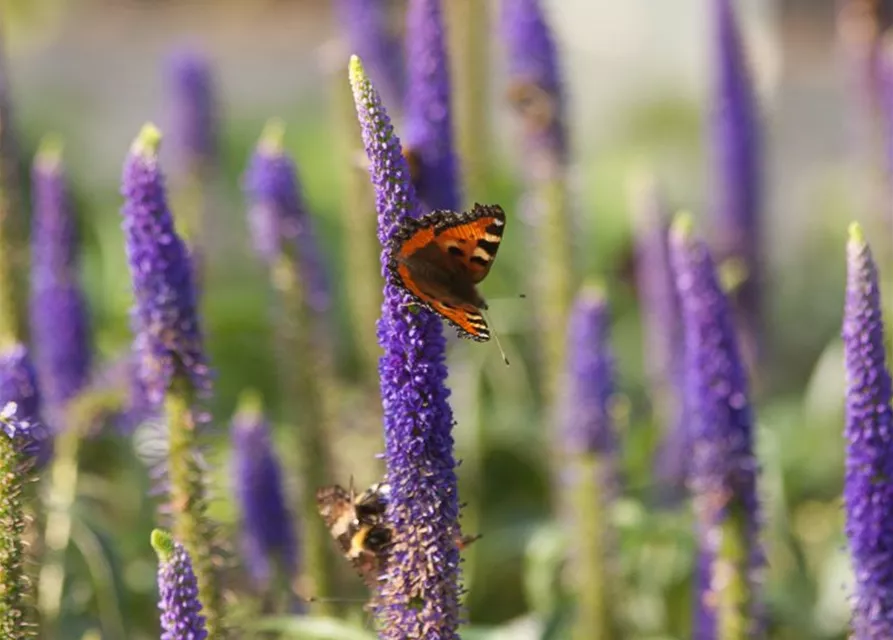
top-left (388, 203), bottom-right (506, 341)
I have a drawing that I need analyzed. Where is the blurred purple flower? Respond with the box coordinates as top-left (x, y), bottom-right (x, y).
top-left (335, 0), bottom-right (405, 110)
top-left (230, 394), bottom-right (298, 592)
top-left (350, 55), bottom-right (461, 638)
top-left (0, 345), bottom-right (49, 464)
top-left (500, 0), bottom-right (567, 172)
top-left (29, 139), bottom-right (92, 412)
top-left (120, 124), bottom-right (210, 406)
top-left (164, 48), bottom-right (218, 172)
top-left (709, 0), bottom-right (762, 359)
top-left (843, 223), bottom-right (893, 639)
top-left (669, 215), bottom-right (762, 637)
top-left (403, 0), bottom-right (460, 212)
top-left (562, 285), bottom-right (617, 457)
top-left (151, 529), bottom-right (208, 640)
top-left (242, 120), bottom-right (331, 314)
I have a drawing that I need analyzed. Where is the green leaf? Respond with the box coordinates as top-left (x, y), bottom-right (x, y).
top-left (251, 616), bottom-right (376, 640)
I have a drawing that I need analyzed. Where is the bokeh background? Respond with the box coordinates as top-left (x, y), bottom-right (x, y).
top-left (5, 0), bottom-right (892, 638)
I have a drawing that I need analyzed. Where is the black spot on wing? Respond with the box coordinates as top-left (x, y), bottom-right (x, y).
top-left (477, 240), bottom-right (499, 257)
top-left (447, 246), bottom-right (464, 257)
top-left (470, 256), bottom-right (489, 267)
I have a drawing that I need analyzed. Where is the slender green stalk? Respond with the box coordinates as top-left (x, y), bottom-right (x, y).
top-left (332, 68), bottom-right (381, 376)
top-left (0, 437), bottom-right (30, 638)
top-left (711, 504), bottom-right (753, 640)
top-left (165, 375), bottom-right (223, 636)
top-left (570, 455), bottom-right (609, 640)
top-left (271, 256), bottom-right (336, 614)
top-left (171, 171), bottom-right (210, 292)
top-left (444, 0), bottom-right (490, 205)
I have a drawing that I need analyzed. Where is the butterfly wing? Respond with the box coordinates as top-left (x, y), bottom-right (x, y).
top-left (316, 485), bottom-right (356, 551)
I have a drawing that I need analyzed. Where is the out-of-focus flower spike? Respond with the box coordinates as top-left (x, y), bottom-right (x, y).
top-left (350, 54), bottom-right (462, 638)
top-left (29, 136), bottom-right (92, 416)
top-left (403, 0), bottom-right (460, 213)
top-left (151, 528), bottom-right (208, 640)
top-left (843, 222), bottom-right (893, 639)
top-left (669, 213), bottom-right (762, 639)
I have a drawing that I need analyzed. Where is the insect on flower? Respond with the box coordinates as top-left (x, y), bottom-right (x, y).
top-left (386, 202), bottom-right (506, 342)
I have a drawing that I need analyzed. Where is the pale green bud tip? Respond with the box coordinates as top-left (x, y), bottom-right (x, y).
top-left (36, 134), bottom-right (64, 170)
top-left (259, 118), bottom-right (286, 154)
top-left (132, 123), bottom-right (162, 156)
top-left (150, 528), bottom-right (175, 562)
top-left (236, 388), bottom-right (264, 419)
top-left (670, 210), bottom-right (695, 241)
top-left (579, 278), bottom-right (607, 302)
top-left (348, 54), bottom-right (366, 90)
top-left (848, 221), bottom-right (865, 246)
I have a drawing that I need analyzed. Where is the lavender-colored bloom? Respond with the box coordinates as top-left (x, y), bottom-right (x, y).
top-left (669, 216), bottom-right (761, 637)
top-left (231, 395), bottom-right (298, 591)
top-left (242, 121), bottom-right (330, 314)
top-left (709, 0), bottom-right (762, 358)
top-left (0, 345), bottom-right (48, 465)
top-left (403, 0), bottom-right (460, 213)
top-left (350, 55), bottom-right (461, 638)
top-left (164, 49), bottom-right (218, 171)
top-left (500, 0), bottom-right (567, 171)
top-left (335, 0), bottom-right (405, 111)
top-left (562, 285), bottom-right (616, 456)
top-left (120, 124), bottom-right (210, 406)
top-left (151, 529), bottom-right (208, 640)
top-left (29, 140), bottom-right (91, 410)
top-left (843, 223), bottom-right (893, 639)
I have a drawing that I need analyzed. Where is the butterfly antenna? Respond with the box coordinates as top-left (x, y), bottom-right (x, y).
top-left (481, 309), bottom-right (510, 366)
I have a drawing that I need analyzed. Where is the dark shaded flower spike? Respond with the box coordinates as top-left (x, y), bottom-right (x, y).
top-left (403, 0), bottom-right (460, 213)
top-left (843, 222), bottom-right (893, 639)
top-left (350, 55), bottom-right (463, 638)
top-left (152, 528), bottom-right (208, 640)
top-left (120, 123), bottom-right (222, 636)
top-left (669, 213), bottom-right (762, 639)
top-left (29, 136), bottom-right (92, 415)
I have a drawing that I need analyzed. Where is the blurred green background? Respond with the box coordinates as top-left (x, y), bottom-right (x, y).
top-left (6, 0), bottom-right (892, 638)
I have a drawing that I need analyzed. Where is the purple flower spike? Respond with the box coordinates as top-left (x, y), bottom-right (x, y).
top-left (0, 345), bottom-right (48, 465)
top-left (350, 55), bottom-right (461, 638)
top-left (151, 529), bottom-right (208, 640)
top-left (669, 214), bottom-right (761, 637)
top-left (562, 284), bottom-right (617, 457)
top-left (29, 138), bottom-right (91, 411)
top-left (710, 0), bottom-right (762, 360)
top-left (164, 48), bottom-right (218, 172)
top-left (243, 120), bottom-right (331, 314)
top-left (336, 0), bottom-right (405, 111)
top-left (843, 222), bottom-right (893, 639)
top-left (231, 392), bottom-right (298, 592)
top-left (500, 0), bottom-right (567, 172)
top-left (120, 124), bottom-right (210, 406)
top-left (403, 0), bottom-right (460, 213)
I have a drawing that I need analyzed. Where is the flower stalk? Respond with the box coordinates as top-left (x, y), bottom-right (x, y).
top-left (151, 528), bottom-right (208, 640)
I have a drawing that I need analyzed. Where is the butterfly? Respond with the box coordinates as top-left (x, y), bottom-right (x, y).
top-left (316, 480), bottom-right (481, 588)
top-left (387, 203), bottom-right (506, 341)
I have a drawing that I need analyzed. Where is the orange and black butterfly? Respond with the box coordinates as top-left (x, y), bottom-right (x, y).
top-left (387, 203), bottom-right (506, 341)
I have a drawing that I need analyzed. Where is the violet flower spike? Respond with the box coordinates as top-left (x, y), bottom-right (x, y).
top-left (843, 223), bottom-right (893, 639)
top-left (403, 0), bottom-right (461, 212)
top-left (151, 529), bottom-right (208, 640)
top-left (350, 55), bottom-right (462, 638)
top-left (0, 344), bottom-right (50, 466)
top-left (709, 0), bottom-right (762, 363)
top-left (243, 119), bottom-right (331, 314)
top-left (231, 391), bottom-right (299, 594)
top-left (165, 48), bottom-right (218, 173)
top-left (669, 214), bottom-right (762, 639)
top-left (29, 137), bottom-right (92, 413)
top-left (120, 123), bottom-right (210, 407)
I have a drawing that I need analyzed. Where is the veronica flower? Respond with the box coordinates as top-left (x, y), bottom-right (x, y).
top-left (231, 392), bottom-right (298, 594)
top-left (151, 529), bottom-right (208, 640)
top-left (403, 0), bottom-right (460, 213)
top-left (164, 48), bottom-right (218, 174)
top-left (120, 123), bottom-right (221, 636)
top-left (709, 0), bottom-right (762, 365)
top-left (843, 223), bottom-right (893, 639)
top-left (350, 55), bottom-right (462, 638)
top-left (29, 138), bottom-right (91, 415)
top-left (669, 214), bottom-right (762, 638)
top-left (0, 401), bottom-right (44, 639)
top-left (0, 344), bottom-right (49, 466)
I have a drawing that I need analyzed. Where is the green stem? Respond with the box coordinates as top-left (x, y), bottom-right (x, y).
top-left (272, 256), bottom-right (336, 614)
top-left (0, 438), bottom-right (31, 638)
top-left (332, 68), bottom-right (381, 377)
top-left (713, 504), bottom-right (754, 640)
top-left (171, 167), bottom-right (210, 294)
top-left (445, 0), bottom-right (490, 205)
top-left (571, 454), bottom-right (609, 640)
top-left (165, 376), bottom-right (223, 637)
